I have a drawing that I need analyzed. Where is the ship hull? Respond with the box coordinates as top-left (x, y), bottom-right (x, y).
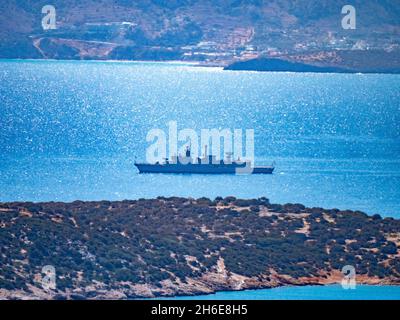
top-left (135, 163), bottom-right (274, 174)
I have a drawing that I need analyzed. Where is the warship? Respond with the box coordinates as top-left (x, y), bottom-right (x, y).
top-left (135, 146), bottom-right (274, 174)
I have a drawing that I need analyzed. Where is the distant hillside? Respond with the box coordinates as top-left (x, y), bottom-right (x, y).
top-left (225, 50), bottom-right (400, 73)
top-left (225, 57), bottom-right (346, 73)
top-left (1, 197), bottom-right (400, 299)
top-left (0, 0), bottom-right (399, 69)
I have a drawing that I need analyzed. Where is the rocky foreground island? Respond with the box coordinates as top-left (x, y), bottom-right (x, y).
top-left (1, 197), bottom-right (400, 300)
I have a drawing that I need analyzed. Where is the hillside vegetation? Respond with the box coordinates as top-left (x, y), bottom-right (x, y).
top-left (1, 197), bottom-right (399, 299)
top-left (1, 0), bottom-right (399, 71)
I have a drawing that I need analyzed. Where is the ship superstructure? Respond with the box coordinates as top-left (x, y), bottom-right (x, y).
top-left (135, 146), bottom-right (274, 174)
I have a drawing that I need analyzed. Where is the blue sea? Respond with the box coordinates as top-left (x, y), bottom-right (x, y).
top-left (0, 60), bottom-right (399, 299)
top-left (155, 285), bottom-right (400, 300)
top-left (1, 60), bottom-right (399, 216)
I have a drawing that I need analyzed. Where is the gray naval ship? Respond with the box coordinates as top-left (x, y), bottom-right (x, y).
top-left (135, 146), bottom-right (274, 174)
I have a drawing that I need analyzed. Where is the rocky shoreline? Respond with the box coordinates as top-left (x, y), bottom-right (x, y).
top-left (1, 197), bottom-right (400, 300)
top-left (2, 263), bottom-right (399, 300)
top-left (224, 51), bottom-right (400, 74)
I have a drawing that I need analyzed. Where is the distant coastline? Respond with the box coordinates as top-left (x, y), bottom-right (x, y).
top-left (0, 58), bottom-right (200, 65)
top-left (2, 0), bottom-right (400, 77)
top-left (1, 197), bottom-right (399, 300)
top-left (224, 57), bottom-right (400, 74)
top-left (3, 56), bottom-right (400, 74)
